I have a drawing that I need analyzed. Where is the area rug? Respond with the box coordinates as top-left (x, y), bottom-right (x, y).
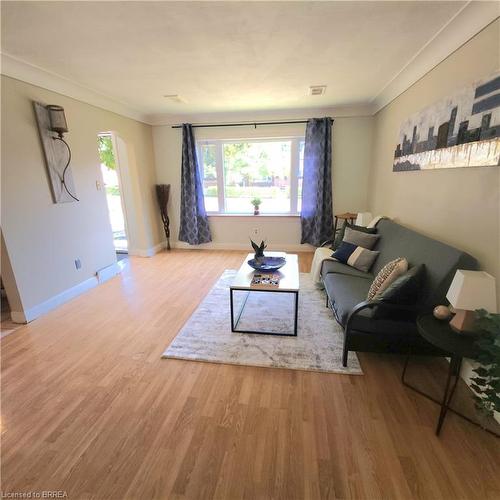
top-left (162, 270), bottom-right (362, 374)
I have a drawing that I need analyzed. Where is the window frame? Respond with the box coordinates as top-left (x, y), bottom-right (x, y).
top-left (197, 136), bottom-right (304, 216)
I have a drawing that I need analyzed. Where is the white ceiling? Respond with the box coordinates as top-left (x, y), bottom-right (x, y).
top-left (0, 1), bottom-right (490, 122)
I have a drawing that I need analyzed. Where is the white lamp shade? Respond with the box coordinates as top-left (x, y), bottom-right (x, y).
top-left (446, 270), bottom-right (497, 313)
top-left (355, 212), bottom-right (373, 227)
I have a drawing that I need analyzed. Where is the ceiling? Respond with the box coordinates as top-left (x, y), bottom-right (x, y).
top-left (0, 1), bottom-right (475, 120)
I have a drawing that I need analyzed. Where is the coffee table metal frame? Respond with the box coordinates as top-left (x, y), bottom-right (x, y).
top-left (229, 253), bottom-right (299, 337)
top-left (229, 287), bottom-right (299, 336)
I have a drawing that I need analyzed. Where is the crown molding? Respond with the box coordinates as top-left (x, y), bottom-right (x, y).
top-left (147, 103), bottom-right (375, 127)
top-left (372, 1), bottom-right (500, 113)
top-left (1, 50), bottom-right (374, 125)
top-left (1, 52), bottom-right (151, 124)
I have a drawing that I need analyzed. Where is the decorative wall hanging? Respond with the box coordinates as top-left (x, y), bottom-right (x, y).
top-left (393, 71), bottom-right (500, 171)
top-left (33, 101), bottom-right (78, 202)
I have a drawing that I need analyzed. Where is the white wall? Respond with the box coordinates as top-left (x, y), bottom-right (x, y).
top-left (368, 19), bottom-right (500, 309)
top-left (153, 115), bottom-right (373, 251)
top-left (1, 76), bottom-right (163, 321)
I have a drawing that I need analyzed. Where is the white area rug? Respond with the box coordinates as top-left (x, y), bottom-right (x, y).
top-left (162, 270), bottom-right (362, 374)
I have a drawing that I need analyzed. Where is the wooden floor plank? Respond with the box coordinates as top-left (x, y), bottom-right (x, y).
top-left (1, 250), bottom-right (499, 499)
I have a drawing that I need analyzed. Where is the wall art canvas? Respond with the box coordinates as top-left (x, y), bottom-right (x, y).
top-left (393, 71), bottom-right (500, 171)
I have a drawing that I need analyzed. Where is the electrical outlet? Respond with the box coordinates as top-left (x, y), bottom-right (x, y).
top-left (75, 258), bottom-right (82, 270)
top-left (253, 228), bottom-right (259, 236)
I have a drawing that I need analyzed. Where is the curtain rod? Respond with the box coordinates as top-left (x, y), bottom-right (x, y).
top-left (171, 118), bottom-right (334, 129)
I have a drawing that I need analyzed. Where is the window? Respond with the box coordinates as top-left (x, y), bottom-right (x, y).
top-left (198, 137), bottom-right (304, 215)
top-left (199, 143), bottom-right (218, 212)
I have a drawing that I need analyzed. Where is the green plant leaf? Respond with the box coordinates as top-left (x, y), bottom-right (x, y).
top-left (471, 312), bottom-right (500, 415)
top-left (473, 367), bottom-right (489, 377)
top-left (98, 135), bottom-right (116, 170)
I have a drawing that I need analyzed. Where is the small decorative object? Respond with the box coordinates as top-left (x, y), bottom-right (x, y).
top-left (251, 197), bottom-right (261, 215)
top-left (250, 239), bottom-right (266, 261)
top-left (248, 239), bottom-right (287, 271)
top-left (247, 256), bottom-right (286, 272)
top-left (471, 310), bottom-right (500, 418)
top-left (446, 270), bottom-right (497, 333)
top-left (33, 101), bottom-right (78, 203)
top-left (393, 70), bottom-right (500, 172)
top-left (155, 184), bottom-right (171, 250)
top-left (251, 273), bottom-right (281, 286)
top-left (355, 212), bottom-right (373, 227)
top-left (433, 305), bottom-right (452, 321)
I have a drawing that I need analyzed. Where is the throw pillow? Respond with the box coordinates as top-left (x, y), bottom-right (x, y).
top-left (367, 257), bottom-right (408, 300)
top-left (332, 221), bottom-right (377, 250)
top-left (343, 227), bottom-right (380, 250)
top-left (372, 264), bottom-right (426, 319)
top-left (331, 241), bottom-right (380, 273)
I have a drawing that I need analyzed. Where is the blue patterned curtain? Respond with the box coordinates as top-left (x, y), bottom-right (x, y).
top-left (300, 118), bottom-right (334, 246)
top-left (178, 124), bottom-right (212, 245)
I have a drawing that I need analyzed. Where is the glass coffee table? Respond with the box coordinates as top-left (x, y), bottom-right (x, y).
top-left (230, 253), bottom-right (299, 336)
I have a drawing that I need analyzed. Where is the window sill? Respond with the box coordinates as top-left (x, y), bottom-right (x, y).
top-left (207, 213), bottom-right (300, 218)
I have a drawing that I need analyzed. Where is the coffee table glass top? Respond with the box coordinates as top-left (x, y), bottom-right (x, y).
top-left (231, 252), bottom-right (299, 292)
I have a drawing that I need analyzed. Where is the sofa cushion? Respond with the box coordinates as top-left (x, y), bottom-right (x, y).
top-left (367, 257), bottom-right (408, 300)
top-left (349, 311), bottom-right (419, 336)
top-left (373, 264), bottom-right (426, 319)
top-left (343, 227), bottom-right (380, 249)
top-left (321, 260), bottom-right (373, 280)
top-left (323, 273), bottom-right (371, 325)
top-left (371, 219), bottom-right (478, 306)
top-left (323, 273), bottom-right (418, 335)
top-left (332, 221), bottom-right (377, 250)
top-left (332, 242), bottom-right (380, 272)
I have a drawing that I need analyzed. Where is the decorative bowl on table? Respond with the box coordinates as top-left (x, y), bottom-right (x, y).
top-left (247, 256), bottom-right (286, 271)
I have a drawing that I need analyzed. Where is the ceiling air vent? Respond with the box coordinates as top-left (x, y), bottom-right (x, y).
top-left (163, 94), bottom-right (187, 104)
top-left (309, 85), bottom-right (326, 96)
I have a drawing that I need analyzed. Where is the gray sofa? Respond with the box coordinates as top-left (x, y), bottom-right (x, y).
top-left (321, 219), bottom-right (478, 366)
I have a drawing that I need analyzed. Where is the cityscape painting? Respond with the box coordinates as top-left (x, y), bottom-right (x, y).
top-left (393, 71), bottom-right (500, 171)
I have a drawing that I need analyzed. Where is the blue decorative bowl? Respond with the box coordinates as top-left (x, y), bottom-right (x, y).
top-left (247, 256), bottom-right (286, 271)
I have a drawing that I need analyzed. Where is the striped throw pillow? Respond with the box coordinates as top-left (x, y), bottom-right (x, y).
top-left (367, 258), bottom-right (408, 300)
top-left (331, 242), bottom-right (380, 273)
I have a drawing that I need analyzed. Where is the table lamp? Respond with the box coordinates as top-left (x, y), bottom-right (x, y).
top-left (446, 270), bottom-right (497, 333)
top-left (355, 212), bottom-right (373, 227)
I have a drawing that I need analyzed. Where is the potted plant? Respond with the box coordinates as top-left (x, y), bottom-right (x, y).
top-left (470, 310), bottom-right (500, 419)
top-left (251, 197), bottom-right (261, 215)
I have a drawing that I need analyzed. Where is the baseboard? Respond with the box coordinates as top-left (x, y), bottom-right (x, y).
top-left (131, 240), bottom-right (315, 253)
top-left (97, 262), bottom-right (121, 283)
top-left (10, 310), bottom-right (28, 323)
top-left (170, 241), bottom-right (315, 252)
top-left (128, 241), bottom-right (166, 257)
top-left (10, 276), bottom-right (99, 324)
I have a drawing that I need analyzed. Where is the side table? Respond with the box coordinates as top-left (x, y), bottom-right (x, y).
top-left (333, 212), bottom-right (357, 237)
top-left (402, 314), bottom-right (498, 437)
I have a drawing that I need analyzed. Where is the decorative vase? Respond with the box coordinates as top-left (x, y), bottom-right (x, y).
top-left (155, 184), bottom-right (171, 250)
top-left (253, 205), bottom-right (259, 215)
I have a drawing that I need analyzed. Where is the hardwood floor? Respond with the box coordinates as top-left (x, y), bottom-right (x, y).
top-left (1, 250), bottom-right (499, 500)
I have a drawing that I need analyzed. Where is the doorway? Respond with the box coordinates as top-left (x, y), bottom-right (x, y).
top-left (1, 278), bottom-right (21, 337)
top-left (98, 133), bottom-right (128, 260)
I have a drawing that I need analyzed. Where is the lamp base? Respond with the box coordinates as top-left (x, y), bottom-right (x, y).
top-left (449, 309), bottom-right (476, 334)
